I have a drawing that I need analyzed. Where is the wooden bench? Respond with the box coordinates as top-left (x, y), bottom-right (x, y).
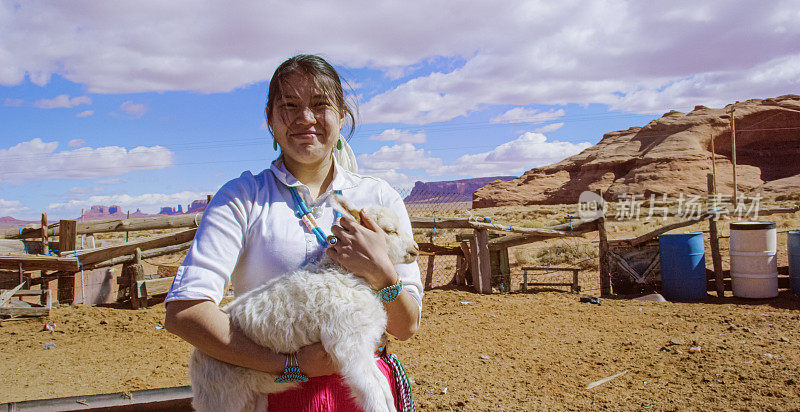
top-left (520, 266), bottom-right (580, 293)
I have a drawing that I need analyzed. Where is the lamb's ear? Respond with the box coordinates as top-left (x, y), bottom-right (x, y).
top-left (331, 194), bottom-right (361, 225)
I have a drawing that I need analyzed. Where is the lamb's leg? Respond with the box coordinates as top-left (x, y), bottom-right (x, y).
top-left (189, 350), bottom-right (258, 412)
top-left (323, 334), bottom-right (396, 412)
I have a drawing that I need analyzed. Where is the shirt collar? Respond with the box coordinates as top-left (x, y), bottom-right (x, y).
top-left (269, 155), bottom-right (357, 198)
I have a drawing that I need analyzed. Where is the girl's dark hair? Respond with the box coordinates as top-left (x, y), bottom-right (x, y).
top-left (265, 54), bottom-right (357, 138)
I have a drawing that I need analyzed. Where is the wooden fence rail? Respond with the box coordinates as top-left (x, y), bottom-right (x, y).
top-left (0, 214), bottom-right (203, 240)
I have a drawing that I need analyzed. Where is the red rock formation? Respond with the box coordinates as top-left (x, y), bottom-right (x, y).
top-left (405, 176), bottom-right (516, 203)
top-left (473, 95), bottom-right (800, 207)
top-left (0, 216), bottom-right (37, 229)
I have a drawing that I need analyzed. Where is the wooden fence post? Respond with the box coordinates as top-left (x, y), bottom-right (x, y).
top-left (40, 213), bottom-right (48, 255)
top-left (471, 228), bottom-right (492, 293)
top-left (707, 174), bottom-right (725, 297)
top-left (598, 216), bottom-right (611, 296)
top-left (126, 248), bottom-right (146, 309)
top-left (424, 254), bottom-right (435, 290)
top-left (57, 272), bottom-right (75, 305)
top-left (456, 241), bottom-right (471, 286)
top-left (58, 220), bottom-right (77, 253)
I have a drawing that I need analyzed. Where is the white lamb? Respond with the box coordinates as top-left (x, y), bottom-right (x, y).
top-left (189, 200), bottom-right (419, 412)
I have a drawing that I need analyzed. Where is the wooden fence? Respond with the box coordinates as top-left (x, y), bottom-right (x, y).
top-left (2, 177), bottom-right (797, 317)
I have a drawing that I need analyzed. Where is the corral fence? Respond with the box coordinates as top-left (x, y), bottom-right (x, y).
top-left (396, 188), bottom-right (472, 292)
top-left (3, 175), bottom-right (799, 318)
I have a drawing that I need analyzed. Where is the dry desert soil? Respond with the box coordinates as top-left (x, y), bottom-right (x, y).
top-left (1, 287), bottom-right (800, 411)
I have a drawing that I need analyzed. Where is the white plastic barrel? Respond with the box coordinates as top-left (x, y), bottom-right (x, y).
top-left (729, 222), bottom-right (778, 298)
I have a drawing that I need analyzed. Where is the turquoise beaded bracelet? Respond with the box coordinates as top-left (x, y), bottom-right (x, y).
top-left (274, 353), bottom-right (308, 383)
top-left (377, 279), bottom-right (403, 303)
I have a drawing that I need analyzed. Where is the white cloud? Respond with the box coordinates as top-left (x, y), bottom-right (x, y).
top-left (120, 101), bottom-right (147, 118)
top-left (357, 143), bottom-right (443, 172)
top-left (369, 129), bottom-right (427, 144)
top-left (361, 169), bottom-right (416, 189)
top-left (76, 110), bottom-right (94, 118)
top-left (3, 98), bottom-right (23, 107)
top-left (0, 1), bottom-right (796, 118)
top-left (490, 108), bottom-right (565, 124)
top-left (34, 94), bottom-right (91, 109)
top-left (439, 132), bottom-right (592, 177)
top-left (67, 138), bottom-right (85, 147)
top-left (357, 133), bottom-right (592, 181)
top-left (535, 122), bottom-right (564, 133)
top-left (0, 198), bottom-right (28, 216)
top-left (0, 138), bottom-right (174, 184)
top-left (48, 190), bottom-right (207, 217)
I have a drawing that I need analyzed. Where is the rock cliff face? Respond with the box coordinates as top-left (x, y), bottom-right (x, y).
top-left (473, 95), bottom-right (800, 207)
top-left (405, 176), bottom-right (516, 203)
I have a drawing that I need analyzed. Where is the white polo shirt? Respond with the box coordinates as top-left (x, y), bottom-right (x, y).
top-left (165, 158), bottom-right (423, 311)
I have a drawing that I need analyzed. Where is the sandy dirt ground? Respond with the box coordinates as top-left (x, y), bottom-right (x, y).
top-left (2, 286), bottom-right (800, 411)
top-left (3, 205), bottom-right (800, 410)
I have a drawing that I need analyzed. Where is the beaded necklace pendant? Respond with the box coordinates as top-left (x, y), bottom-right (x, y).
top-left (288, 186), bottom-right (342, 248)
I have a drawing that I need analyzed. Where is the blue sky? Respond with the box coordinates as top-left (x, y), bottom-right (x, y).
top-left (1, 1), bottom-right (798, 220)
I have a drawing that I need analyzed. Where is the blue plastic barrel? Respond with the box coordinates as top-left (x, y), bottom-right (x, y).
top-left (658, 232), bottom-right (707, 300)
top-left (788, 231), bottom-right (800, 295)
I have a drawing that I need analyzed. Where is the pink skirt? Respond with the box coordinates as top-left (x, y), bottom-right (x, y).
top-left (262, 358), bottom-right (400, 412)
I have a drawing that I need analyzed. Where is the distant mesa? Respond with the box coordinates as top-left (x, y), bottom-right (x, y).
top-left (473, 94), bottom-right (800, 208)
top-left (80, 198), bottom-right (210, 221)
top-left (0, 216), bottom-right (38, 229)
top-left (404, 176), bottom-right (516, 204)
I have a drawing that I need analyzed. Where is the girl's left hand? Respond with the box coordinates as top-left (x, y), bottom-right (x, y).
top-left (326, 210), bottom-right (398, 290)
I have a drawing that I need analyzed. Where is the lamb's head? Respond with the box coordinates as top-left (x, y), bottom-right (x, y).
top-left (334, 197), bottom-right (419, 265)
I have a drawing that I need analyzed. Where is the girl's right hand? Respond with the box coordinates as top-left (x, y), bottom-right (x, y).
top-left (295, 342), bottom-right (338, 377)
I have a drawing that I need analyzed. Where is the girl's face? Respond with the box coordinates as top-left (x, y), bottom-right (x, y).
top-left (269, 73), bottom-right (345, 168)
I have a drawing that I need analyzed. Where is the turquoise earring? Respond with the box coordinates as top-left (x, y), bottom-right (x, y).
top-left (336, 139), bottom-right (342, 150)
top-left (273, 139), bottom-right (278, 151)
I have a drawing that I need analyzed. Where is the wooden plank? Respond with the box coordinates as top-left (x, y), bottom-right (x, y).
top-left (136, 276), bottom-right (175, 298)
top-left (521, 266), bottom-right (581, 271)
top-left (417, 243), bottom-right (462, 256)
top-left (0, 282), bottom-right (25, 307)
top-left (468, 235), bottom-right (480, 292)
top-left (0, 239), bottom-right (26, 255)
top-left (572, 269), bottom-right (579, 293)
top-left (0, 256), bottom-right (80, 271)
top-left (474, 228), bottom-right (492, 294)
top-left (58, 219), bottom-right (77, 253)
top-left (1, 213), bottom-right (204, 240)
top-left (487, 218), bottom-right (598, 251)
top-left (424, 255), bottom-right (435, 290)
top-left (86, 241), bottom-right (192, 271)
top-left (755, 206), bottom-right (800, 217)
top-left (77, 228), bottom-right (196, 266)
top-left (412, 216), bottom-right (597, 237)
top-left (457, 241), bottom-right (470, 286)
top-left (598, 216), bottom-right (611, 297)
top-left (57, 273), bottom-right (75, 305)
top-left (498, 247), bottom-right (510, 292)
top-left (0, 307), bottom-right (49, 316)
top-left (125, 254), bottom-right (146, 308)
top-left (708, 174), bottom-right (725, 297)
top-left (622, 212), bottom-right (714, 247)
top-left (411, 217), bottom-right (473, 229)
top-left (40, 213), bottom-right (49, 255)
